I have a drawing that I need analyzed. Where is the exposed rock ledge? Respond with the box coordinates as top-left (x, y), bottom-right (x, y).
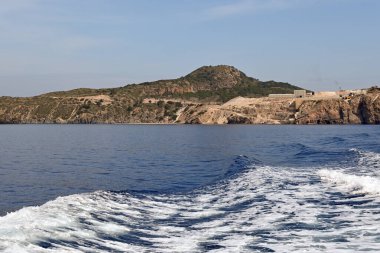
top-left (176, 97), bottom-right (295, 124)
top-left (176, 90), bottom-right (380, 124)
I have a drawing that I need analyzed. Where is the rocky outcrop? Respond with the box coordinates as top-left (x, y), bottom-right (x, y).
top-left (295, 92), bottom-right (380, 124)
top-left (176, 97), bottom-right (296, 124)
top-left (175, 91), bottom-right (380, 125)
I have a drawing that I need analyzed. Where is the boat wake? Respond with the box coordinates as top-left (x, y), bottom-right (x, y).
top-left (318, 170), bottom-right (380, 195)
top-left (1, 150), bottom-right (380, 252)
top-left (318, 148), bottom-right (380, 195)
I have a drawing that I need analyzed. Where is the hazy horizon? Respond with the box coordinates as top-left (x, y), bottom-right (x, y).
top-left (1, 0), bottom-right (379, 97)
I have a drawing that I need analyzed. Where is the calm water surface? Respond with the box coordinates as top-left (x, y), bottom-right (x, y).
top-left (0, 125), bottom-right (379, 252)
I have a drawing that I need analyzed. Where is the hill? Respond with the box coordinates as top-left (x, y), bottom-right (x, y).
top-left (43, 65), bottom-right (302, 102)
top-left (0, 65), bottom-right (304, 123)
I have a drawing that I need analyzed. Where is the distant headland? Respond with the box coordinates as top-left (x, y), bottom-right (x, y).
top-left (0, 65), bottom-right (379, 124)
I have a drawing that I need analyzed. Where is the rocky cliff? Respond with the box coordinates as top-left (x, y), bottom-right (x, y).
top-left (295, 90), bottom-right (380, 124)
top-left (175, 90), bottom-right (380, 124)
top-left (176, 97), bottom-right (296, 124)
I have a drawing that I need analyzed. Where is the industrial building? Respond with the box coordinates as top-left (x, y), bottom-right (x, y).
top-left (269, 90), bottom-right (308, 99)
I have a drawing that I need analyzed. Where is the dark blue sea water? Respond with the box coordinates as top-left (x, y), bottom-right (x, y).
top-left (0, 125), bottom-right (379, 252)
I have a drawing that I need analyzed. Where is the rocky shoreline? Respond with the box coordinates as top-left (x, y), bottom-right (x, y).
top-left (177, 91), bottom-right (380, 125)
top-left (1, 90), bottom-right (379, 125)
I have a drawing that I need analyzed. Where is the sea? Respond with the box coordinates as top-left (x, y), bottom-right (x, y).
top-left (0, 125), bottom-right (379, 252)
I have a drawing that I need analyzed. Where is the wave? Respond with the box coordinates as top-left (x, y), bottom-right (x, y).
top-left (350, 148), bottom-right (380, 169)
top-left (1, 150), bottom-right (380, 252)
top-left (320, 136), bottom-right (346, 145)
top-left (318, 169), bottom-right (380, 195)
top-left (318, 149), bottom-right (380, 195)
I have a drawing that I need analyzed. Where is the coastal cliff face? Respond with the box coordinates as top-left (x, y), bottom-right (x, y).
top-left (295, 91), bottom-right (380, 124)
top-left (0, 65), bottom-right (379, 124)
top-left (1, 91), bottom-right (379, 125)
top-left (175, 90), bottom-right (380, 124)
top-left (176, 97), bottom-right (296, 124)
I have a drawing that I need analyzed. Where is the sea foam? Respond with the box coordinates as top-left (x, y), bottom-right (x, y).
top-left (1, 151), bottom-right (380, 252)
top-left (318, 169), bottom-right (380, 194)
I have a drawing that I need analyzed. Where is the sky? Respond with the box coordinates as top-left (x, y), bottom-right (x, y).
top-left (0, 0), bottom-right (379, 96)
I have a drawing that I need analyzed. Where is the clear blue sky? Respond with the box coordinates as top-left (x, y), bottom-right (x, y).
top-left (1, 0), bottom-right (379, 96)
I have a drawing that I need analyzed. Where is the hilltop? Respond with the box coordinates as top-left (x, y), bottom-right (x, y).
top-left (42, 65), bottom-right (301, 102)
top-left (0, 65), bottom-right (303, 124)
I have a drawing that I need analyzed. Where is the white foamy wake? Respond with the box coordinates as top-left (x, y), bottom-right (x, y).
top-left (318, 149), bottom-right (380, 195)
top-left (1, 162), bottom-right (380, 252)
top-left (350, 148), bottom-right (380, 169)
top-left (318, 169), bottom-right (380, 195)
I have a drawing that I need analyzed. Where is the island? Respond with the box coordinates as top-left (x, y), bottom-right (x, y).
top-left (0, 65), bottom-right (379, 124)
